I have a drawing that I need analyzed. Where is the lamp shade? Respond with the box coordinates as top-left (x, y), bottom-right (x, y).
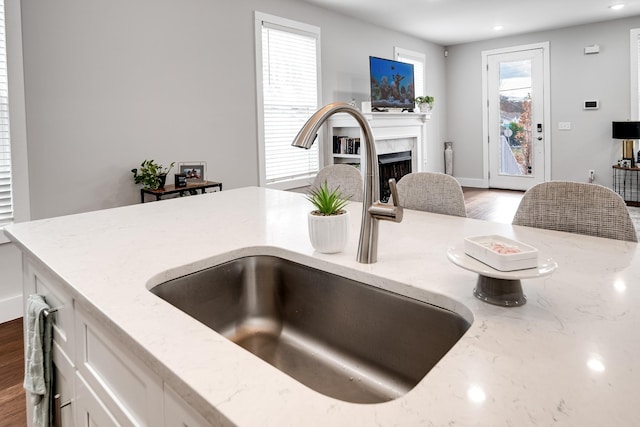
top-left (612, 121), bottom-right (640, 139)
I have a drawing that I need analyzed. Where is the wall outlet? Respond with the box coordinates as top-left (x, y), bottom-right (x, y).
top-left (589, 169), bottom-right (595, 183)
top-left (559, 122), bottom-right (572, 130)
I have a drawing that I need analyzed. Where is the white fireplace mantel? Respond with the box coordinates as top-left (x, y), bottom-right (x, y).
top-left (325, 111), bottom-right (430, 173)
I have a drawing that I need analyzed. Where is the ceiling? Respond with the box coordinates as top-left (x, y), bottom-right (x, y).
top-left (300, 0), bottom-right (640, 45)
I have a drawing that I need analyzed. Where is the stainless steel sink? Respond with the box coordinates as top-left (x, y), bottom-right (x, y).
top-left (150, 255), bottom-right (470, 404)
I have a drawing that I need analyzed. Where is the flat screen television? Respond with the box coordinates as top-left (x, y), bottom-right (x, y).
top-left (369, 56), bottom-right (415, 110)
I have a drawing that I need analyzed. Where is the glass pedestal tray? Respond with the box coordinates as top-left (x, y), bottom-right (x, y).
top-left (446, 246), bottom-right (557, 307)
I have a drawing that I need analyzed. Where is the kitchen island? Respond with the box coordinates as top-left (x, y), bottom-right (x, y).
top-left (6, 186), bottom-right (640, 426)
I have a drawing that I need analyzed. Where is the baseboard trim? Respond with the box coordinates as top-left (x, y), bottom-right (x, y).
top-left (456, 177), bottom-right (487, 188)
top-left (0, 294), bottom-right (23, 323)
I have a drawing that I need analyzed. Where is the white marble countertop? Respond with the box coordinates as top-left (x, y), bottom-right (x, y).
top-left (6, 187), bottom-right (640, 426)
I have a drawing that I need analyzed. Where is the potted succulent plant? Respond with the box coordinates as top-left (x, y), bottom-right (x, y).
top-left (306, 181), bottom-right (351, 253)
top-left (414, 96), bottom-right (435, 113)
top-left (131, 160), bottom-right (175, 190)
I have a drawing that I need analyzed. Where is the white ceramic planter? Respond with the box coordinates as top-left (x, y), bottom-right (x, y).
top-left (419, 103), bottom-right (432, 113)
top-left (307, 211), bottom-right (349, 254)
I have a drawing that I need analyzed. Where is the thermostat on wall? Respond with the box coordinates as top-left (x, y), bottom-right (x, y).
top-left (584, 100), bottom-right (599, 110)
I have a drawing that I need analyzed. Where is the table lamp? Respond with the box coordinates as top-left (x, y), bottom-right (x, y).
top-left (612, 121), bottom-right (640, 167)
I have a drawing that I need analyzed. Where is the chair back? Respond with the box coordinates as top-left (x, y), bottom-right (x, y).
top-left (512, 181), bottom-right (637, 242)
top-left (312, 164), bottom-right (363, 202)
top-left (395, 172), bottom-right (467, 217)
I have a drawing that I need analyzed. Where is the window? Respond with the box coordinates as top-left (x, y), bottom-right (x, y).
top-left (0, 0), bottom-right (29, 241)
top-left (255, 12), bottom-right (321, 189)
top-left (395, 47), bottom-right (425, 98)
top-left (630, 28), bottom-right (640, 120)
top-left (0, 0), bottom-right (11, 228)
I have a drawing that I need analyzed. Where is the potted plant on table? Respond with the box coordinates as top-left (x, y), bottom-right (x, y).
top-left (131, 160), bottom-right (175, 190)
top-left (306, 181), bottom-right (351, 254)
top-left (414, 96), bottom-right (435, 113)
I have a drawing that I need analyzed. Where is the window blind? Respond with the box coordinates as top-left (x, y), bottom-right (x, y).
top-left (636, 31), bottom-right (640, 117)
top-left (0, 0), bottom-right (12, 228)
top-left (261, 22), bottom-right (319, 184)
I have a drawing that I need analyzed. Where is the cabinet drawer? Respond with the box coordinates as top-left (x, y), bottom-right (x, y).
top-left (74, 372), bottom-right (119, 427)
top-left (164, 384), bottom-right (212, 427)
top-left (25, 260), bottom-right (75, 361)
top-left (75, 305), bottom-right (163, 427)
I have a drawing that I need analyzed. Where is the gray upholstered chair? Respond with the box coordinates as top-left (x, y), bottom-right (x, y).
top-left (312, 164), bottom-right (363, 202)
top-left (512, 181), bottom-right (637, 242)
top-left (395, 172), bottom-right (467, 217)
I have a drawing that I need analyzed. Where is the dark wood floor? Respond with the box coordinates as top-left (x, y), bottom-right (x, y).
top-left (462, 187), bottom-right (524, 223)
top-left (0, 317), bottom-right (26, 427)
top-left (0, 188), bottom-right (522, 427)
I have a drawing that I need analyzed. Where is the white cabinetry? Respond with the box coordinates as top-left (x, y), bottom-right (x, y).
top-left (75, 305), bottom-right (164, 426)
top-left (164, 385), bottom-right (212, 427)
top-left (22, 258), bottom-right (212, 427)
top-left (24, 261), bottom-right (76, 427)
top-left (74, 372), bottom-right (121, 426)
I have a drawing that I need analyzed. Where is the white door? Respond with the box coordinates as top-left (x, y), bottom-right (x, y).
top-left (485, 46), bottom-right (548, 190)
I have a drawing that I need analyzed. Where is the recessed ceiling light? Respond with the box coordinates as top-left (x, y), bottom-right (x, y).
top-left (609, 3), bottom-right (625, 10)
top-left (493, 25), bottom-right (504, 31)
top-left (587, 357), bottom-right (606, 372)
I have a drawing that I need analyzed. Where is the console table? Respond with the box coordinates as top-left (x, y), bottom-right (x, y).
top-left (140, 180), bottom-right (222, 203)
top-left (612, 165), bottom-right (640, 206)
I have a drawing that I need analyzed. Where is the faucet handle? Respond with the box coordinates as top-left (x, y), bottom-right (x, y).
top-left (388, 178), bottom-right (400, 207)
top-left (369, 178), bottom-right (403, 222)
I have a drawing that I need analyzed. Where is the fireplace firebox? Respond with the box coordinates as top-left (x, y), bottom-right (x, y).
top-left (378, 150), bottom-right (412, 202)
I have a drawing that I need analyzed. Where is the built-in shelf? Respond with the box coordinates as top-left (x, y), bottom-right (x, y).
top-left (333, 154), bottom-right (361, 159)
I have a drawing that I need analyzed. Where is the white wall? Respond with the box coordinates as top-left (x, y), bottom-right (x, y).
top-left (20, 0), bottom-right (444, 220)
top-left (0, 243), bottom-right (23, 321)
top-left (446, 16), bottom-right (640, 188)
top-left (0, 0), bottom-right (445, 322)
top-left (0, 0), bottom-right (29, 323)
top-left (320, 23), bottom-right (447, 172)
top-left (12, 2), bottom-right (636, 323)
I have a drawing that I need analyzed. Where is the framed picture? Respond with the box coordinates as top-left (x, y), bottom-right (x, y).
top-left (178, 162), bottom-right (206, 183)
top-left (621, 159), bottom-right (633, 169)
top-left (174, 173), bottom-right (187, 188)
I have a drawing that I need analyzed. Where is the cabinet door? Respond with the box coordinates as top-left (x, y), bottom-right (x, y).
top-left (164, 384), bottom-right (212, 427)
top-left (75, 305), bottom-right (163, 426)
top-left (24, 260), bottom-right (75, 359)
top-left (53, 341), bottom-right (75, 427)
top-left (74, 372), bottom-right (120, 427)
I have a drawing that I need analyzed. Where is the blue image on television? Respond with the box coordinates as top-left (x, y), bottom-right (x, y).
top-left (369, 56), bottom-right (415, 110)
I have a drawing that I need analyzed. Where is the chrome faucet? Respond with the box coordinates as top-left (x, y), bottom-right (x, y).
top-left (292, 102), bottom-right (403, 264)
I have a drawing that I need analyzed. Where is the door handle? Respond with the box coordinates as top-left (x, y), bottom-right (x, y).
top-left (537, 136), bottom-right (543, 141)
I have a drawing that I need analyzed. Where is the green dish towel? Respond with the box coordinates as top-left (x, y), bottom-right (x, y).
top-left (23, 294), bottom-right (53, 427)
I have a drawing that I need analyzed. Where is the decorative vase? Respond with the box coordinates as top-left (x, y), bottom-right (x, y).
top-left (419, 103), bottom-right (432, 113)
top-left (307, 211), bottom-right (349, 253)
top-left (157, 174), bottom-right (167, 190)
top-left (444, 141), bottom-right (453, 175)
